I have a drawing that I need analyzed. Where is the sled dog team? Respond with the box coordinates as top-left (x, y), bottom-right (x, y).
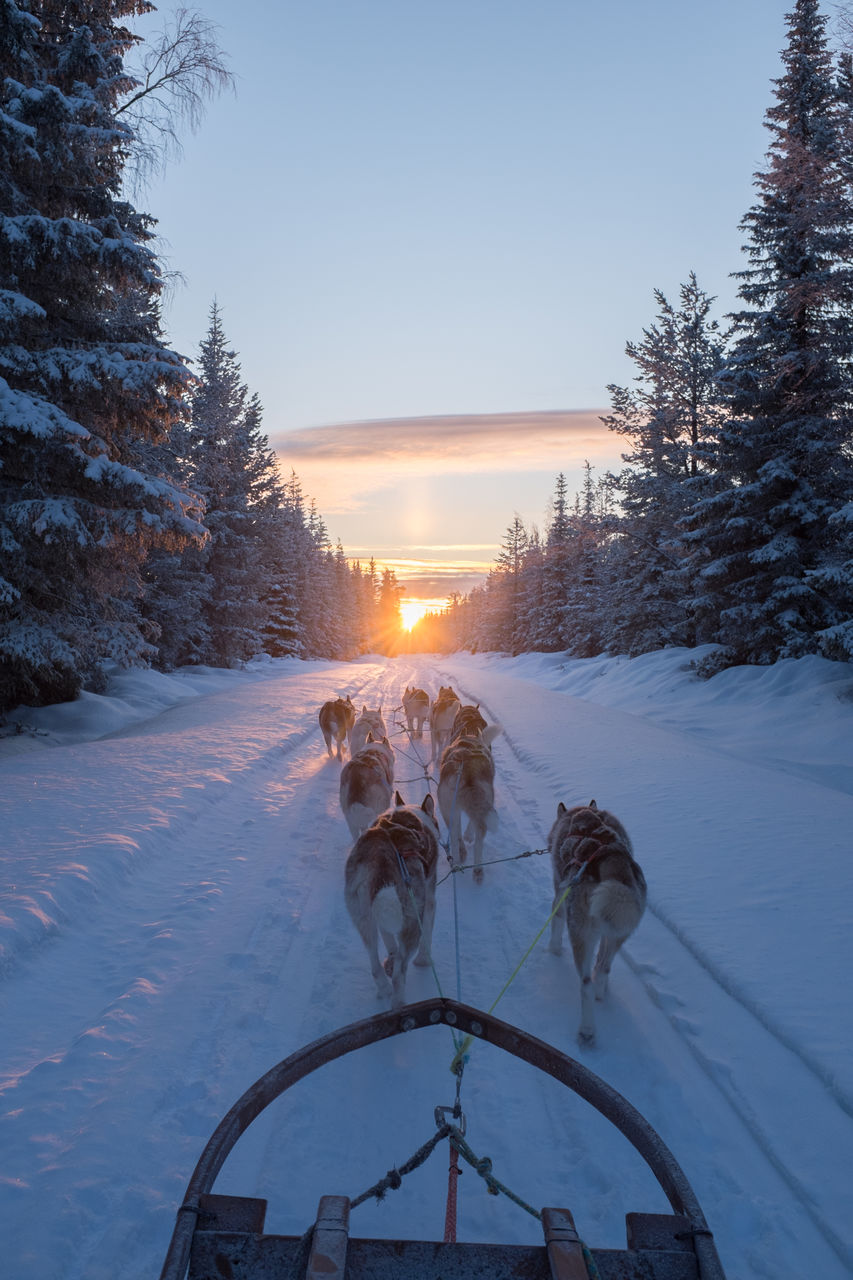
top-left (317, 687), bottom-right (646, 1045)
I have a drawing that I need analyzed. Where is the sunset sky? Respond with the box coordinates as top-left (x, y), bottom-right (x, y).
top-left (145, 0), bottom-right (794, 609)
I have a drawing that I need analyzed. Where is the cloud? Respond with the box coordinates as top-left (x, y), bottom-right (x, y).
top-left (272, 408), bottom-right (614, 476)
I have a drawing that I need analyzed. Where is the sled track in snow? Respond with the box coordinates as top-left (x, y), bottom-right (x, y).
top-left (413, 660), bottom-right (853, 1276)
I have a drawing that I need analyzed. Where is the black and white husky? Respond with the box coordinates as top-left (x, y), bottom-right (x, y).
top-left (344, 794), bottom-right (440, 1009)
top-left (339, 735), bottom-right (395, 839)
top-left (318, 696), bottom-right (355, 760)
top-left (547, 800), bottom-right (647, 1046)
top-left (402, 686), bottom-right (430, 738)
top-left (350, 705), bottom-right (387, 755)
top-left (437, 719), bottom-right (500, 883)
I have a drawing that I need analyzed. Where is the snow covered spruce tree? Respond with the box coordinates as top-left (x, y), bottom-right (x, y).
top-left (0, 0), bottom-right (206, 711)
top-left (686, 0), bottom-right (853, 669)
top-left (602, 275), bottom-right (727, 654)
top-left (183, 303), bottom-right (283, 667)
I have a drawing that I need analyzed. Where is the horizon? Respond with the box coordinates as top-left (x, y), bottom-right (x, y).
top-left (269, 406), bottom-right (624, 612)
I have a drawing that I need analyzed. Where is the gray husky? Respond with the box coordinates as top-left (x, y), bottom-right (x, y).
top-left (402, 686), bottom-right (430, 738)
top-left (350, 705), bottom-right (387, 755)
top-left (437, 721), bottom-right (500, 883)
top-left (344, 793), bottom-right (440, 1009)
top-left (547, 800), bottom-right (646, 1046)
top-left (318, 696), bottom-right (355, 760)
top-left (339, 735), bottom-right (395, 839)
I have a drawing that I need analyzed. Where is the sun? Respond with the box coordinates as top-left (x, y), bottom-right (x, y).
top-left (400, 600), bottom-right (431, 631)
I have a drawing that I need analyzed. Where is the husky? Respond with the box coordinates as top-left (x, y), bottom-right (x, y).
top-left (339, 735), bottom-right (395, 839)
top-left (319, 696), bottom-right (356, 761)
top-left (437, 721), bottom-right (500, 883)
top-left (448, 702), bottom-right (487, 743)
top-left (547, 800), bottom-right (647, 1047)
top-left (429, 685), bottom-right (460, 761)
top-left (350, 705), bottom-right (387, 755)
top-left (402, 686), bottom-right (430, 738)
top-left (344, 793), bottom-right (440, 1009)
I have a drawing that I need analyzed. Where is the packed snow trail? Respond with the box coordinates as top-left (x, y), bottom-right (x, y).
top-left (0, 654), bottom-right (851, 1280)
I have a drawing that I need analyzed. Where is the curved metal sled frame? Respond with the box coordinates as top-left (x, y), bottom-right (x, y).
top-left (160, 997), bottom-right (725, 1280)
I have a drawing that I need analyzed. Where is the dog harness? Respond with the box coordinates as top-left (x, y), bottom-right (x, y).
top-left (375, 812), bottom-right (436, 884)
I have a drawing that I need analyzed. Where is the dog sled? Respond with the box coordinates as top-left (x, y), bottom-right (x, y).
top-left (159, 997), bottom-right (726, 1280)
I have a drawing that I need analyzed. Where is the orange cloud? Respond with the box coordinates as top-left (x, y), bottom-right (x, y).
top-left (272, 408), bottom-right (613, 475)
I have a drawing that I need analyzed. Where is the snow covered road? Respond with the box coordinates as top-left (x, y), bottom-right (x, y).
top-left (1, 652), bottom-right (851, 1280)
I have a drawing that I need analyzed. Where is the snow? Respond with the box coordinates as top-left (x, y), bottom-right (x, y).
top-left (1, 646), bottom-right (852, 1280)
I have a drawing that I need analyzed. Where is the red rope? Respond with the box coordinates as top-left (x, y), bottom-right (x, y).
top-left (443, 1141), bottom-right (460, 1242)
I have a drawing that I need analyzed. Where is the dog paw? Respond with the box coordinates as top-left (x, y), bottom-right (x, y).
top-left (413, 954), bottom-right (431, 967)
top-left (549, 942), bottom-right (563, 956)
top-left (577, 1028), bottom-right (596, 1047)
top-left (473, 868), bottom-right (484, 885)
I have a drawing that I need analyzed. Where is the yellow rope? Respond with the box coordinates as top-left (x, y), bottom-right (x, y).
top-left (450, 878), bottom-right (575, 1073)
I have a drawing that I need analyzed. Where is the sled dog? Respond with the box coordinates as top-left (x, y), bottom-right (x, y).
top-left (547, 800), bottom-right (646, 1046)
top-left (402, 686), bottom-right (430, 738)
top-left (319, 696), bottom-right (356, 761)
top-left (344, 793), bottom-right (440, 1009)
top-left (350, 705), bottom-right (387, 755)
top-left (448, 703), bottom-right (487, 744)
top-left (339, 735), bottom-right (395, 839)
top-left (429, 685), bottom-right (460, 761)
top-left (437, 721), bottom-right (500, 883)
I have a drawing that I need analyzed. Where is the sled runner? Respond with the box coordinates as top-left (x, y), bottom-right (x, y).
top-left (159, 997), bottom-right (726, 1280)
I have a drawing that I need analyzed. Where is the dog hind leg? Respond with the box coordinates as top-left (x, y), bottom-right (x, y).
top-left (571, 925), bottom-right (600, 1046)
top-left (414, 882), bottom-right (436, 967)
top-left (348, 897), bottom-right (392, 999)
top-left (593, 935), bottom-right (624, 1003)
top-left (549, 882), bottom-right (568, 954)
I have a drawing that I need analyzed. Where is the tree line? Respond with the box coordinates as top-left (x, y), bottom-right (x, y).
top-left (3, 2), bottom-right (852, 713)
top-left (0, 1), bottom-right (404, 714)
top-left (412, 0), bottom-right (853, 674)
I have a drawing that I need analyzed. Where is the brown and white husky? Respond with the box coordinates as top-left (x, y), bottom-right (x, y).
top-left (429, 685), bottom-right (461, 761)
top-left (437, 719), bottom-right (500, 883)
top-left (402, 686), bottom-right (430, 738)
top-left (344, 793), bottom-right (440, 1009)
top-left (339, 735), bottom-right (395, 839)
top-left (318, 696), bottom-right (355, 760)
top-left (547, 800), bottom-right (646, 1046)
top-left (350, 705), bottom-right (387, 756)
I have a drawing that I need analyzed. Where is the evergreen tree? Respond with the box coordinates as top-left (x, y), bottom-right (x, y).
top-left (536, 473), bottom-right (577, 650)
top-left (0, 0), bottom-right (203, 710)
top-left (375, 566), bottom-right (404, 654)
top-left (260, 471), bottom-right (306, 658)
top-left (602, 276), bottom-right (727, 654)
top-left (561, 463), bottom-right (607, 657)
top-left (687, 0), bottom-right (853, 668)
top-left (188, 303), bottom-right (267, 666)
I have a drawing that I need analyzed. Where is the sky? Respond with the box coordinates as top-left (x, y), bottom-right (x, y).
top-left (142, 0), bottom-right (799, 606)
top-left (1, 647), bottom-right (851, 1279)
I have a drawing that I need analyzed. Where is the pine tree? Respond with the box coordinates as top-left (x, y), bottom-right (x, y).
top-left (0, 0), bottom-right (203, 710)
top-left (687, 0), bottom-right (853, 668)
top-left (602, 276), bottom-right (727, 654)
top-left (188, 303), bottom-right (268, 666)
top-left (260, 471), bottom-right (306, 658)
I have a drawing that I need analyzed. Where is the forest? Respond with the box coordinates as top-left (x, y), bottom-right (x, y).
top-left (2, 0), bottom-right (852, 714)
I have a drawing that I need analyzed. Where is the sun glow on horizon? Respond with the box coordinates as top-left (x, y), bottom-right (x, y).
top-left (400, 599), bottom-right (433, 631)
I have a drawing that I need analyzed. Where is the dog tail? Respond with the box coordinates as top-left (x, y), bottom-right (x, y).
top-left (346, 803), bottom-right (376, 840)
top-left (589, 881), bottom-right (644, 938)
top-left (482, 723), bottom-right (502, 747)
top-left (372, 885), bottom-right (403, 934)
